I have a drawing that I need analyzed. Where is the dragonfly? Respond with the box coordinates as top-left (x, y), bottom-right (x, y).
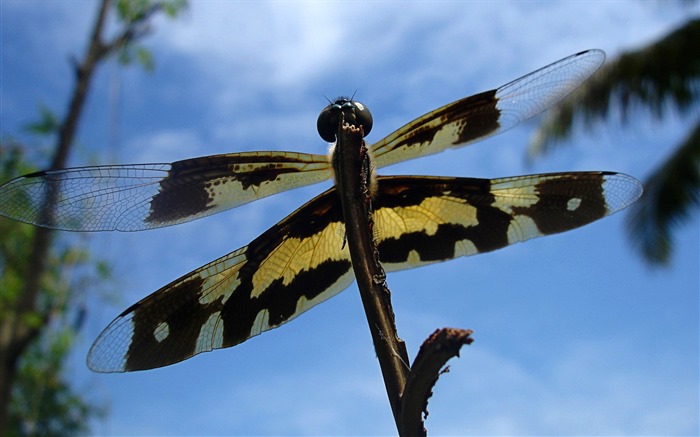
top-left (0, 49), bottom-right (642, 373)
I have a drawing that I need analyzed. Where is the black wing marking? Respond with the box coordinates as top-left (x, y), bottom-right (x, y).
top-left (0, 152), bottom-right (331, 231)
top-left (87, 171), bottom-right (641, 372)
top-left (370, 49), bottom-right (605, 168)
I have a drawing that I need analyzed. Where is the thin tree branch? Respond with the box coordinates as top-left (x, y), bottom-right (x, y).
top-left (333, 117), bottom-right (411, 432)
top-left (1, 0), bottom-right (176, 429)
top-left (333, 114), bottom-right (476, 434)
top-left (400, 328), bottom-right (474, 436)
top-left (101, 3), bottom-right (164, 55)
top-left (0, 1), bottom-right (113, 428)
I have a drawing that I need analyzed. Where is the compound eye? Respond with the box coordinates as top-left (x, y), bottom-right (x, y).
top-left (316, 99), bottom-right (373, 143)
top-left (317, 102), bottom-right (342, 143)
top-left (351, 101), bottom-right (373, 138)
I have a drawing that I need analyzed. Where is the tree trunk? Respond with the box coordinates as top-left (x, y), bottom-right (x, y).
top-left (0, 0), bottom-right (111, 429)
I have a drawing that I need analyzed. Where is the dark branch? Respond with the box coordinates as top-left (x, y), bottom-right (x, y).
top-left (101, 3), bottom-right (164, 55)
top-left (400, 328), bottom-right (474, 436)
top-left (0, 0), bottom-right (177, 430)
top-left (333, 117), bottom-right (410, 432)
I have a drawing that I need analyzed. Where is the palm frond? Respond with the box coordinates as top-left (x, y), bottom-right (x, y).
top-left (626, 118), bottom-right (700, 264)
top-left (528, 18), bottom-right (700, 158)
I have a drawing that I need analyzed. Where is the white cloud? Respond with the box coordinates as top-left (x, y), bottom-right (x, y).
top-left (424, 338), bottom-right (698, 435)
top-left (124, 128), bottom-right (205, 162)
top-left (154, 2), bottom-right (345, 85)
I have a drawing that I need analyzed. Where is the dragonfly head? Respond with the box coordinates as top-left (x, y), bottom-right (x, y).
top-left (317, 98), bottom-right (373, 143)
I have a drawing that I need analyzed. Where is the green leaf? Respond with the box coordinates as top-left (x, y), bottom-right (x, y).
top-left (626, 119), bottom-right (700, 264)
top-left (163, 0), bottom-right (187, 17)
top-left (23, 105), bottom-right (60, 136)
top-left (136, 46), bottom-right (155, 71)
top-left (528, 18), bottom-right (700, 158)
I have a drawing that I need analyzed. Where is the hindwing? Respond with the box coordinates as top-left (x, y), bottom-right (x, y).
top-left (87, 171), bottom-right (641, 372)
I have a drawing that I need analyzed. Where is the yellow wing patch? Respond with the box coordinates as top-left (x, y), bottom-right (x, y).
top-left (252, 221), bottom-right (349, 298)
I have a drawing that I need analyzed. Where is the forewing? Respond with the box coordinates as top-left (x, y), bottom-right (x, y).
top-left (373, 172), bottom-right (642, 270)
top-left (87, 185), bottom-right (353, 372)
top-left (0, 151), bottom-right (331, 231)
top-left (370, 49), bottom-right (605, 168)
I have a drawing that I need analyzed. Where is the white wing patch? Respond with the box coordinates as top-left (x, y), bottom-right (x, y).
top-left (196, 312), bottom-right (224, 353)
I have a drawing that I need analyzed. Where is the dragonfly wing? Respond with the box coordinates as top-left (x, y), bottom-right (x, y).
top-left (87, 184), bottom-right (353, 371)
top-left (371, 49), bottom-right (605, 168)
top-left (0, 151), bottom-right (332, 231)
top-left (87, 170), bottom-right (642, 371)
top-left (373, 172), bottom-right (642, 270)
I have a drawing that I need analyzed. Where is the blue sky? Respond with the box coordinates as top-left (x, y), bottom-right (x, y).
top-left (1, 1), bottom-right (698, 435)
